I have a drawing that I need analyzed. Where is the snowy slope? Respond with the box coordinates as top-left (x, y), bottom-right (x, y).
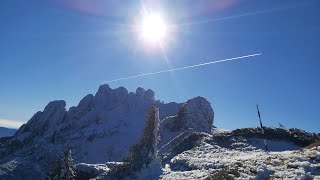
top-left (105, 127), bottom-right (319, 179)
top-left (0, 127), bottom-right (16, 138)
top-left (3, 85), bottom-right (155, 163)
top-left (162, 133), bottom-right (320, 179)
top-left (129, 131), bottom-right (319, 180)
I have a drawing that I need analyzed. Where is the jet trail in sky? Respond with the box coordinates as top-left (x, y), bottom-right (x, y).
top-left (103, 53), bottom-right (262, 83)
top-left (176, 2), bottom-right (312, 27)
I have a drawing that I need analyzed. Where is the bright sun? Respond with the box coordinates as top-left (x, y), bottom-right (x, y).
top-left (140, 13), bottom-right (168, 43)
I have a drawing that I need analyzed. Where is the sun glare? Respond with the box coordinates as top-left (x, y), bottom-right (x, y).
top-left (140, 13), bottom-right (168, 43)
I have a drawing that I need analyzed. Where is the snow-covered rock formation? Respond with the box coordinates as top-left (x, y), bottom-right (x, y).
top-left (158, 97), bottom-right (214, 150)
top-left (0, 85), bottom-right (215, 180)
top-left (1, 84), bottom-right (319, 179)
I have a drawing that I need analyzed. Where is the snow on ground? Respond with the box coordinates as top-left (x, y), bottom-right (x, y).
top-left (76, 163), bottom-right (110, 176)
top-left (240, 138), bottom-right (301, 152)
top-left (0, 157), bottom-right (43, 180)
top-left (159, 136), bottom-right (320, 180)
top-left (79, 131), bottom-right (319, 179)
top-left (212, 127), bottom-right (230, 134)
top-left (161, 169), bottom-right (209, 180)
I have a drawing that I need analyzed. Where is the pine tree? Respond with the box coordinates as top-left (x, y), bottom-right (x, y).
top-left (46, 160), bottom-right (61, 180)
top-left (46, 149), bottom-right (76, 180)
top-left (105, 105), bottom-right (161, 179)
top-left (170, 105), bottom-right (187, 131)
top-left (126, 105), bottom-right (160, 170)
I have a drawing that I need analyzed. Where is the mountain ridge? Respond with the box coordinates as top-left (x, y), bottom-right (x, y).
top-left (0, 127), bottom-right (16, 138)
top-left (0, 84), bottom-right (214, 179)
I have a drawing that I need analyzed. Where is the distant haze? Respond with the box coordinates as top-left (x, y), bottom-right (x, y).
top-left (0, 118), bottom-right (23, 129)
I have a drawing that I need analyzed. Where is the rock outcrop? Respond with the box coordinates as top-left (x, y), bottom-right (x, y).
top-left (158, 96), bottom-right (214, 149)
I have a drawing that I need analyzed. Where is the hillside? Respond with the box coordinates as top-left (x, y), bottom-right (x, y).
top-left (94, 127), bottom-right (319, 179)
top-left (159, 130), bottom-right (320, 179)
top-left (0, 85), bottom-right (319, 179)
top-left (0, 127), bottom-right (16, 138)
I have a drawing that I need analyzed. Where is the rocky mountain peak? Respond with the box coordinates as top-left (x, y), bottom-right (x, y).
top-left (43, 100), bottom-right (66, 113)
top-left (76, 94), bottom-right (94, 111)
top-left (135, 87), bottom-right (145, 96)
top-left (93, 85), bottom-right (128, 108)
top-left (135, 87), bottom-right (155, 101)
top-left (145, 89), bottom-right (155, 101)
top-left (96, 84), bottom-right (111, 94)
top-left (158, 96), bottom-right (214, 149)
top-left (182, 96), bottom-right (214, 133)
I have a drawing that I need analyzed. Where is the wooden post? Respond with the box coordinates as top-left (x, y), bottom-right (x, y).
top-left (257, 104), bottom-right (268, 151)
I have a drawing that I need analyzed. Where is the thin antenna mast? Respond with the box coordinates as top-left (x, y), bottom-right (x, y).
top-left (256, 104), bottom-right (268, 151)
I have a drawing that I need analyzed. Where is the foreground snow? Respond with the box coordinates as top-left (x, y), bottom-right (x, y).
top-left (159, 136), bottom-right (320, 180)
top-left (95, 129), bottom-right (319, 180)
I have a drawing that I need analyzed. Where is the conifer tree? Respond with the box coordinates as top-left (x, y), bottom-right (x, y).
top-left (126, 105), bottom-right (160, 170)
top-left (46, 149), bottom-right (76, 180)
top-left (104, 105), bottom-right (161, 179)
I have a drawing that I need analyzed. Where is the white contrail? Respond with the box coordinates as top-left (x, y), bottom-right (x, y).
top-left (103, 53), bottom-right (262, 83)
top-left (176, 2), bottom-right (312, 27)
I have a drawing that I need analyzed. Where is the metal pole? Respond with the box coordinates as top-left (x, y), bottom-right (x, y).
top-left (257, 104), bottom-right (268, 151)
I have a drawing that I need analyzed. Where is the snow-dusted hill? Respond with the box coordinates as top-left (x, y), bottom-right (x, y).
top-left (96, 128), bottom-right (319, 180)
top-left (0, 85), bottom-right (319, 179)
top-left (160, 132), bottom-right (320, 179)
top-left (0, 85), bottom-right (214, 179)
top-left (0, 127), bottom-right (16, 138)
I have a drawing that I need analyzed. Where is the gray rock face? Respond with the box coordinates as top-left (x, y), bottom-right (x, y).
top-left (145, 89), bottom-right (155, 101)
top-left (135, 87), bottom-right (145, 96)
top-left (76, 94), bottom-right (94, 113)
top-left (156, 101), bottom-right (181, 120)
top-left (181, 96), bottom-right (214, 133)
top-left (161, 97), bottom-right (214, 133)
top-left (94, 85), bottom-right (128, 108)
top-left (158, 96), bottom-right (214, 149)
top-left (15, 100), bottom-right (67, 137)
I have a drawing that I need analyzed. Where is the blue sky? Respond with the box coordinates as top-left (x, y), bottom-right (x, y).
top-left (1, 0), bottom-right (319, 132)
